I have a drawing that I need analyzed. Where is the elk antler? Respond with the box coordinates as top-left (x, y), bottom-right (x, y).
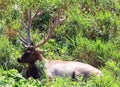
top-left (35, 10), bottom-right (66, 48)
top-left (18, 6), bottom-right (45, 47)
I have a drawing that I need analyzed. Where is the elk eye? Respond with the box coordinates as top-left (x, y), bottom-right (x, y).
top-left (27, 50), bottom-right (31, 53)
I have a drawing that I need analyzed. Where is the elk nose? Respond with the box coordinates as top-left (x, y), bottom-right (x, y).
top-left (17, 58), bottom-right (22, 63)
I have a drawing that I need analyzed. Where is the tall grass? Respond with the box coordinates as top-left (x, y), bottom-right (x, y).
top-left (0, 0), bottom-right (120, 87)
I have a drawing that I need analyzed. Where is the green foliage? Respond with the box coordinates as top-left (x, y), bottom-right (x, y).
top-left (62, 33), bottom-right (120, 67)
top-left (0, 36), bottom-right (13, 67)
top-left (86, 60), bottom-right (120, 87)
top-left (0, 20), bottom-right (5, 35)
top-left (63, 2), bottom-right (120, 41)
top-left (35, 61), bottom-right (48, 80)
top-left (0, 36), bottom-right (23, 69)
top-left (0, 60), bottom-right (120, 87)
top-left (86, 69), bottom-right (120, 87)
top-left (0, 68), bottom-right (44, 87)
top-left (0, 0), bottom-right (120, 86)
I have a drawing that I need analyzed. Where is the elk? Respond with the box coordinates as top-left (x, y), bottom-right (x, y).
top-left (17, 7), bottom-right (102, 81)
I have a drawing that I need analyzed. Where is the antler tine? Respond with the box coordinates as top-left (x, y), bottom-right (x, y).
top-left (25, 8), bottom-right (32, 44)
top-left (20, 6), bottom-right (43, 46)
top-left (20, 12), bottom-right (31, 44)
top-left (32, 6), bottom-right (41, 19)
top-left (56, 9), bottom-right (66, 25)
top-left (31, 6), bottom-right (45, 24)
top-left (17, 31), bottom-right (30, 48)
top-left (27, 6), bottom-right (44, 44)
top-left (17, 31), bottom-right (27, 44)
top-left (28, 8), bottom-right (32, 26)
top-left (21, 19), bottom-right (27, 30)
top-left (35, 10), bottom-right (66, 48)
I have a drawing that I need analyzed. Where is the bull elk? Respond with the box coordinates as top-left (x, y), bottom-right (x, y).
top-left (17, 6), bottom-right (102, 81)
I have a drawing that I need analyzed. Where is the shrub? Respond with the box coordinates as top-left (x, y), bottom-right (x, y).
top-left (0, 68), bottom-right (44, 87)
top-left (0, 36), bottom-right (13, 67)
top-left (0, 36), bottom-right (23, 69)
top-left (64, 33), bottom-right (118, 67)
top-left (0, 0), bottom-right (120, 87)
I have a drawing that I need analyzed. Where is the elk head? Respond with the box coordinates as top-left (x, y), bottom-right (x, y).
top-left (17, 6), bottom-right (66, 64)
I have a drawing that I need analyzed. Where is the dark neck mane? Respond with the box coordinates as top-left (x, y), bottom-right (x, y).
top-left (26, 53), bottom-right (46, 79)
top-left (26, 63), bottom-right (40, 79)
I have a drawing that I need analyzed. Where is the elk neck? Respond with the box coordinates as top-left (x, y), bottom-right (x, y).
top-left (28, 54), bottom-right (46, 68)
top-left (34, 48), bottom-right (46, 62)
top-left (28, 51), bottom-right (46, 67)
top-left (37, 53), bottom-right (47, 62)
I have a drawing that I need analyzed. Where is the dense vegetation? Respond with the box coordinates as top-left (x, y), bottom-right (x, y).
top-left (0, 0), bottom-right (120, 87)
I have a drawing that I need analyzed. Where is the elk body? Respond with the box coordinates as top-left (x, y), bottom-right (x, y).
top-left (17, 7), bottom-right (102, 81)
top-left (18, 48), bottom-right (102, 81)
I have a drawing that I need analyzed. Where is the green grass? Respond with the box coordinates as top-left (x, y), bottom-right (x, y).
top-left (0, 0), bottom-right (120, 87)
top-left (0, 62), bottom-right (120, 87)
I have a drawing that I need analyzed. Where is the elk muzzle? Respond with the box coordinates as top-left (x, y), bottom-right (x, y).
top-left (17, 58), bottom-right (24, 63)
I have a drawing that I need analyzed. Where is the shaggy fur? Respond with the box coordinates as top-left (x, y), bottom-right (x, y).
top-left (26, 63), bottom-right (40, 79)
top-left (25, 61), bottom-right (47, 80)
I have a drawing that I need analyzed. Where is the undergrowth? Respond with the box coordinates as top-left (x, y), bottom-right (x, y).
top-left (0, 0), bottom-right (120, 87)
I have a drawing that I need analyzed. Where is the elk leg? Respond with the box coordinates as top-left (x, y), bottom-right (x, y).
top-left (46, 71), bottom-right (55, 81)
top-left (72, 71), bottom-right (79, 81)
top-left (81, 73), bottom-right (89, 82)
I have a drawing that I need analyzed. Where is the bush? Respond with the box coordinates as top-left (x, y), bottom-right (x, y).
top-left (0, 36), bottom-right (23, 69)
top-left (0, 0), bottom-right (120, 87)
top-left (0, 68), bottom-right (44, 87)
top-left (0, 36), bottom-right (13, 67)
top-left (86, 60), bottom-right (120, 87)
top-left (64, 33), bottom-right (119, 67)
